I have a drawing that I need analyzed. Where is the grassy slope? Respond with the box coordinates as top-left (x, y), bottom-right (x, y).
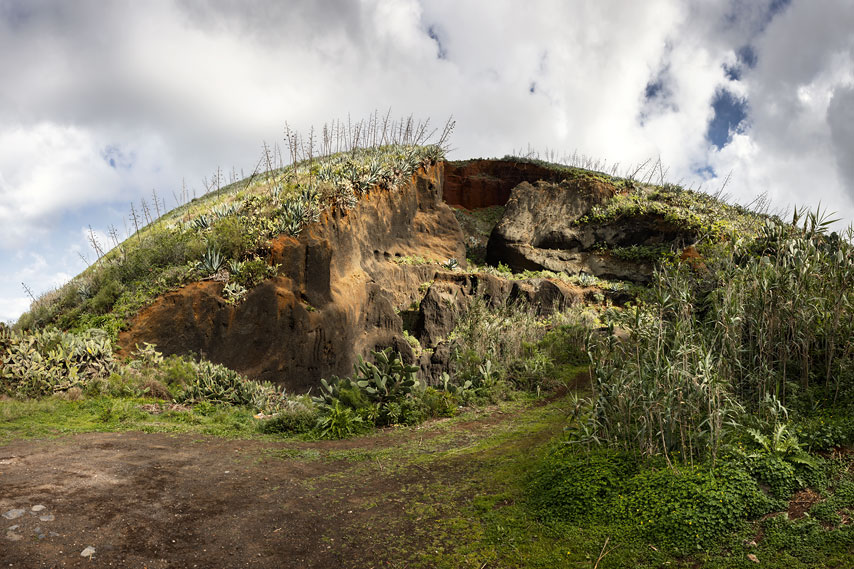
top-left (16, 149), bottom-right (768, 340)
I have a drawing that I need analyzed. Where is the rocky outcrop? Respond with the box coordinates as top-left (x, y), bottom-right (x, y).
top-left (118, 158), bottom-right (699, 391)
top-left (119, 163), bottom-right (465, 392)
top-left (411, 271), bottom-right (606, 384)
top-left (443, 159), bottom-right (568, 209)
top-left (487, 179), bottom-right (697, 282)
top-left (413, 273), bottom-right (587, 351)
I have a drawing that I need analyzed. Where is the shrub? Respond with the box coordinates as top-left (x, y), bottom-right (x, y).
top-left (420, 387), bottom-right (458, 418)
top-left (528, 446), bottom-right (638, 523)
top-left (258, 396), bottom-right (318, 434)
top-left (315, 399), bottom-right (365, 439)
top-left (231, 257), bottom-right (277, 289)
top-left (89, 278), bottom-right (123, 314)
top-left (793, 410), bottom-right (854, 451)
top-left (210, 216), bottom-right (251, 259)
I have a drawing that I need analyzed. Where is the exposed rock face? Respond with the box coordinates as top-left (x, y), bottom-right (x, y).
top-left (487, 179), bottom-right (696, 282)
top-left (413, 272), bottom-right (588, 349)
top-left (443, 159), bottom-right (568, 209)
top-left (119, 158), bottom-right (697, 391)
top-left (119, 163), bottom-right (465, 391)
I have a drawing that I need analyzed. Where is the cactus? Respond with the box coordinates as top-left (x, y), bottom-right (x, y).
top-left (0, 328), bottom-right (115, 397)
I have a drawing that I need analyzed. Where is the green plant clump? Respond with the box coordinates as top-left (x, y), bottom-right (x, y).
top-left (0, 326), bottom-right (115, 397)
top-left (528, 444), bottom-right (775, 553)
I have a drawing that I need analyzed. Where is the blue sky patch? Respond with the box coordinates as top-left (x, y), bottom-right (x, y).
top-left (639, 67), bottom-right (677, 126)
top-left (707, 89), bottom-right (748, 149)
top-left (101, 145), bottom-right (134, 170)
top-left (695, 165), bottom-right (717, 180)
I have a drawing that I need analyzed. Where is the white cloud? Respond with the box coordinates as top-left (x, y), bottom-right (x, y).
top-left (0, 0), bottom-right (853, 321)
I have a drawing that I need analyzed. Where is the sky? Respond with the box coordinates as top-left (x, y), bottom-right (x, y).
top-left (1, 0), bottom-right (853, 323)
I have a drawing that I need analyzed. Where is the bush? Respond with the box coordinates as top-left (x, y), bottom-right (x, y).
top-left (258, 396), bottom-right (318, 434)
top-left (210, 216), bottom-right (251, 259)
top-left (231, 257), bottom-right (277, 289)
top-left (89, 278), bottom-right (123, 314)
top-left (794, 410), bottom-right (854, 451)
top-left (315, 399), bottom-right (365, 439)
top-left (420, 387), bottom-right (458, 418)
top-left (528, 446), bottom-right (638, 523)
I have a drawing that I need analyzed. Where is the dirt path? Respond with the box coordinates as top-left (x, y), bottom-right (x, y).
top-left (0, 403), bottom-right (564, 568)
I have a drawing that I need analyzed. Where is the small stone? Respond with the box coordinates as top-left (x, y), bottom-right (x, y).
top-left (39, 514), bottom-right (55, 522)
top-left (2, 509), bottom-right (24, 520)
top-left (5, 531), bottom-right (22, 541)
top-left (81, 546), bottom-right (96, 558)
top-left (7, 525), bottom-right (19, 531)
top-left (49, 531), bottom-right (60, 537)
top-left (31, 505), bottom-right (46, 512)
top-left (747, 553), bottom-right (760, 564)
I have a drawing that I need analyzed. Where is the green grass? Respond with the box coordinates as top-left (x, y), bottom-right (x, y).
top-left (327, 394), bottom-right (854, 568)
top-left (3, 391), bottom-right (853, 567)
top-left (0, 396), bottom-right (268, 442)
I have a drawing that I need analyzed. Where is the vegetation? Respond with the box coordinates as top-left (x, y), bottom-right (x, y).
top-left (5, 130), bottom-right (854, 565)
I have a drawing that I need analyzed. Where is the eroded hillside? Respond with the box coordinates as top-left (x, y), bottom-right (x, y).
top-left (15, 151), bottom-right (761, 391)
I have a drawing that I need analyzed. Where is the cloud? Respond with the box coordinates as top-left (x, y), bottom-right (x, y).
top-left (828, 85), bottom-right (854, 199)
top-left (0, 0), bottom-right (853, 322)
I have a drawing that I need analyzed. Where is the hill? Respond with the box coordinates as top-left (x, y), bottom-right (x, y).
top-left (5, 133), bottom-right (854, 566)
top-left (14, 147), bottom-right (761, 391)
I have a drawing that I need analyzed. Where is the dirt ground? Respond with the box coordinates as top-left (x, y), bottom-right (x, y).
top-left (0, 407), bottom-right (550, 569)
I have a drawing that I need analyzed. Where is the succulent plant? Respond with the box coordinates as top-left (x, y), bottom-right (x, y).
top-left (197, 245), bottom-right (224, 274)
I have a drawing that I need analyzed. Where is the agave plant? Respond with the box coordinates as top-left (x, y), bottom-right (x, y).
top-left (223, 282), bottom-right (247, 304)
top-left (197, 245), bottom-right (224, 274)
top-left (227, 258), bottom-right (245, 276)
top-left (192, 214), bottom-right (211, 231)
